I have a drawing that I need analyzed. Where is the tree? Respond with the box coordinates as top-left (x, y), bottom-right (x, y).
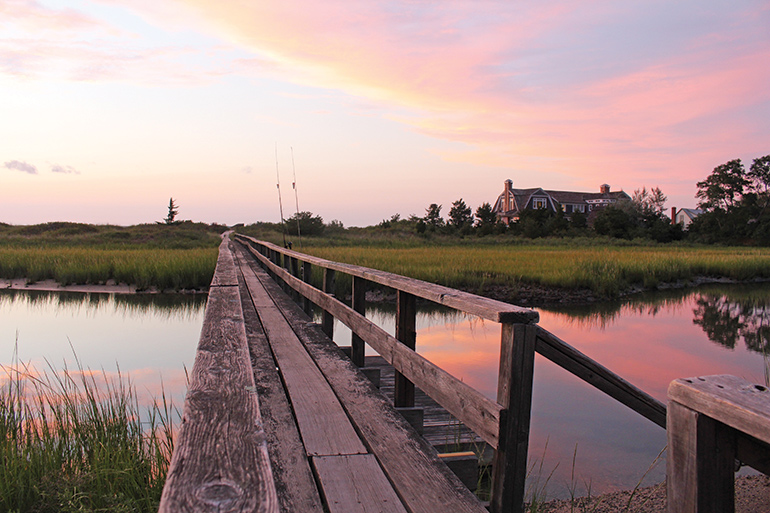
top-left (424, 203), bottom-right (444, 229)
top-left (695, 159), bottom-right (748, 212)
top-left (448, 198), bottom-right (473, 229)
top-left (285, 211), bottom-right (325, 236)
top-left (165, 198), bottom-right (179, 225)
top-left (474, 202), bottom-right (498, 234)
top-left (592, 206), bottom-right (636, 239)
top-left (748, 155), bottom-right (770, 216)
top-left (632, 186), bottom-right (667, 217)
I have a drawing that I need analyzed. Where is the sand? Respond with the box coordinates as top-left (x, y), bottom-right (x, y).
top-left (536, 475), bottom-right (770, 513)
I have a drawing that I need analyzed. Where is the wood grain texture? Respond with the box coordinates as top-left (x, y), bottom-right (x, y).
top-left (238, 239), bottom-right (503, 447)
top-left (666, 401), bottom-right (736, 513)
top-left (159, 263), bottom-right (278, 512)
top-left (351, 276), bottom-right (366, 367)
top-left (491, 323), bottom-right (537, 513)
top-left (209, 234), bottom-right (239, 287)
top-left (248, 260), bottom-right (488, 513)
top-left (536, 327), bottom-right (667, 428)
top-left (240, 260), bottom-right (367, 458)
top-left (394, 291), bottom-right (416, 408)
top-left (312, 455), bottom-right (408, 513)
top-left (668, 375), bottom-right (770, 445)
top-left (234, 234), bottom-right (538, 324)
top-left (233, 251), bottom-right (324, 513)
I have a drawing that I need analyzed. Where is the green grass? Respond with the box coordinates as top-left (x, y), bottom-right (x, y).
top-left (0, 355), bottom-right (175, 512)
top-left (297, 244), bottom-right (770, 298)
top-left (0, 222), bottom-right (222, 291)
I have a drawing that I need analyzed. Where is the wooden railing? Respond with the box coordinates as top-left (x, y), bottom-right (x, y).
top-left (233, 234), bottom-right (766, 512)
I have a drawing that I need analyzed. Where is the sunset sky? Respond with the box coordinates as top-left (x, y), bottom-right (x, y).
top-left (2, 0), bottom-right (769, 226)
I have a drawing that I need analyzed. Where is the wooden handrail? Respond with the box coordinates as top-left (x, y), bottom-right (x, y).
top-left (234, 234), bottom-right (539, 324)
top-left (233, 234), bottom-right (673, 513)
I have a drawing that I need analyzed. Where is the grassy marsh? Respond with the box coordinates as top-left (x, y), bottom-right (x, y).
top-left (0, 357), bottom-right (174, 512)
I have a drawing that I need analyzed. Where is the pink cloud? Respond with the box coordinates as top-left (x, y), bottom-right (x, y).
top-left (173, 0), bottom-right (768, 195)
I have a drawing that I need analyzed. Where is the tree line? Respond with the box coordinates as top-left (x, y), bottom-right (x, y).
top-left (260, 153), bottom-right (769, 245)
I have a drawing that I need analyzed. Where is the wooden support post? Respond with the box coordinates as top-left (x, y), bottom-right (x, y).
top-left (667, 401), bottom-right (736, 513)
top-left (394, 291), bottom-right (417, 408)
top-left (302, 261), bottom-right (312, 317)
top-left (491, 323), bottom-right (537, 513)
top-left (322, 268), bottom-right (335, 339)
top-left (351, 276), bottom-right (366, 367)
top-left (290, 257), bottom-right (300, 302)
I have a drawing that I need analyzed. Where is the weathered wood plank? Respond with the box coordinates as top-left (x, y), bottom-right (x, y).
top-left (246, 259), bottom-right (488, 513)
top-left (668, 375), bottom-right (770, 445)
top-left (666, 401), bottom-right (736, 513)
top-left (395, 291), bottom-right (417, 408)
top-left (351, 276), bottom-right (366, 367)
top-left (239, 260), bottom-right (367, 458)
top-left (322, 268), bottom-right (335, 339)
top-left (234, 234), bottom-right (538, 324)
top-left (238, 239), bottom-right (503, 448)
top-left (159, 282), bottom-right (278, 512)
top-left (233, 251), bottom-right (324, 512)
top-left (491, 323), bottom-right (537, 513)
top-left (312, 455), bottom-right (408, 513)
top-left (536, 327), bottom-right (667, 428)
top-left (209, 233), bottom-right (239, 287)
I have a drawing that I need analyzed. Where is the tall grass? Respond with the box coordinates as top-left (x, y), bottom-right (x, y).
top-left (301, 245), bottom-right (770, 298)
top-left (0, 355), bottom-right (175, 512)
top-left (0, 247), bottom-right (217, 290)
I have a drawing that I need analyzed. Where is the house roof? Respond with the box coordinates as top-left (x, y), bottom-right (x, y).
top-left (677, 208), bottom-right (704, 219)
top-left (494, 184), bottom-right (630, 217)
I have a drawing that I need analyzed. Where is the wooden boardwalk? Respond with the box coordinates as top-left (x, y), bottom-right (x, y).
top-left (159, 233), bottom-right (770, 513)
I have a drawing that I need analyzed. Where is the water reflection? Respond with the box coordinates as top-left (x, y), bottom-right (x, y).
top-left (332, 283), bottom-right (770, 498)
top-left (0, 290), bottom-right (205, 409)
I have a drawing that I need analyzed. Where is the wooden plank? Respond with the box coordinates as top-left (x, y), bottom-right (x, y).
top-left (233, 253), bottom-right (324, 512)
top-left (249, 262), bottom-right (488, 513)
top-left (536, 327), bottom-right (667, 428)
top-left (351, 276), bottom-right (366, 367)
top-left (395, 291), bottom-right (417, 408)
top-left (209, 234), bottom-right (238, 287)
top-left (491, 323), bottom-right (537, 513)
top-left (312, 455), bottom-right (408, 513)
top-left (668, 375), bottom-right (770, 445)
top-left (666, 401), bottom-right (736, 513)
top-left (322, 268), bottom-right (335, 339)
top-left (302, 260), bottom-right (313, 316)
top-left (239, 239), bottom-right (503, 448)
top-left (234, 234), bottom-right (538, 324)
top-left (159, 284), bottom-right (278, 513)
top-left (239, 259), bottom-right (367, 457)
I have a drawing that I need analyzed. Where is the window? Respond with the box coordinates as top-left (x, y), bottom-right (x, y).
top-left (533, 198), bottom-right (546, 209)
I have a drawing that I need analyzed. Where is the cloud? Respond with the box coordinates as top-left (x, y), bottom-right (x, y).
top-left (3, 160), bottom-right (37, 174)
top-left (51, 164), bottom-right (80, 175)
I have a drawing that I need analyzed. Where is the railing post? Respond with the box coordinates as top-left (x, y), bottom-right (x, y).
top-left (322, 268), bottom-right (335, 339)
top-left (394, 291), bottom-right (417, 408)
top-left (302, 261), bottom-right (312, 317)
top-left (290, 256), bottom-right (300, 302)
top-left (351, 276), bottom-right (366, 367)
top-left (491, 323), bottom-right (538, 513)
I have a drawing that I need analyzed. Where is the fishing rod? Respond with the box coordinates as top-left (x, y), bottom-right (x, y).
top-left (291, 146), bottom-right (302, 250)
top-left (275, 143), bottom-right (288, 248)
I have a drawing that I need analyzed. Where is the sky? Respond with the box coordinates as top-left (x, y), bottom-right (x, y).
top-left (2, 0), bottom-right (769, 227)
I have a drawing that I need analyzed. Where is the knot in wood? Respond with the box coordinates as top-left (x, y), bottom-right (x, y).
top-left (196, 479), bottom-right (244, 508)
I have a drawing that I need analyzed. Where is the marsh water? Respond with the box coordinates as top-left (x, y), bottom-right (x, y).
top-left (2, 283), bottom-right (768, 499)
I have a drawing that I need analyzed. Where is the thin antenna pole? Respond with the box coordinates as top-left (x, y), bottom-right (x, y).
top-left (291, 146), bottom-right (302, 250)
top-left (276, 143), bottom-right (287, 248)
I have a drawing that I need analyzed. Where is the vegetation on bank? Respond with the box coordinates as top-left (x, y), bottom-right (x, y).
top-left (0, 358), bottom-right (174, 512)
top-left (0, 222), bottom-right (222, 290)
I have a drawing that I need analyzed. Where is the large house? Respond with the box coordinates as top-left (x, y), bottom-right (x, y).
top-left (492, 179), bottom-right (631, 224)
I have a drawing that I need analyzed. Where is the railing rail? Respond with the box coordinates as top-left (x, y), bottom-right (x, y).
top-left (233, 234), bottom-right (667, 512)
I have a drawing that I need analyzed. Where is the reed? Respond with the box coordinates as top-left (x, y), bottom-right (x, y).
top-left (301, 245), bottom-right (770, 298)
top-left (0, 247), bottom-right (217, 291)
top-left (0, 355), bottom-right (175, 512)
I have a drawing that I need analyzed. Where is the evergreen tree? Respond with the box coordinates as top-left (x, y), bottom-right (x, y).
top-left (165, 198), bottom-right (179, 225)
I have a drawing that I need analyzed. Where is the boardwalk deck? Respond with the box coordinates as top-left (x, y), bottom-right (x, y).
top-left (159, 235), bottom-right (488, 512)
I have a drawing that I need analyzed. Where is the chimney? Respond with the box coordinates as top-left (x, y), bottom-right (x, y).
top-left (600, 184), bottom-right (610, 194)
top-left (504, 179), bottom-right (513, 211)
top-left (505, 179), bottom-right (513, 192)
top-left (671, 207), bottom-right (677, 225)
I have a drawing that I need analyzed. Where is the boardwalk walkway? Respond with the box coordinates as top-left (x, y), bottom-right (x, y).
top-left (159, 235), bottom-right (487, 512)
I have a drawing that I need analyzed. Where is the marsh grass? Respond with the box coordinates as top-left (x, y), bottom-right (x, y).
top-left (0, 352), bottom-right (175, 512)
top-left (0, 247), bottom-right (217, 291)
top-left (301, 245), bottom-right (770, 298)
